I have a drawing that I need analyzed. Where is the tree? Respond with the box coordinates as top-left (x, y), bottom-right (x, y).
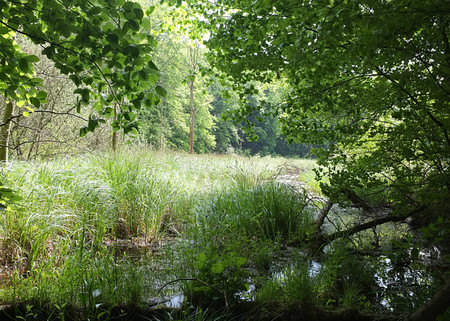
top-left (0, 0), bottom-right (162, 161)
top-left (137, 6), bottom-right (216, 152)
top-left (1, 36), bottom-right (113, 159)
top-left (187, 0), bottom-right (450, 319)
top-left (209, 81), bottom-right (242, 154)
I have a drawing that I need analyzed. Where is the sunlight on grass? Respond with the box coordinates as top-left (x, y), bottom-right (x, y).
top-left (0, 148), bottom-right (321, 318)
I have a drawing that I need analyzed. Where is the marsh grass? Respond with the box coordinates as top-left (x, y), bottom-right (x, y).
top-left (255, 255), bottom-right (320, 306)
top-left (0, 149), bottom-right (320, 318)
top-left (0, 149), bottom-right (433, 319)
top-left (177, 174), bottom-right (316, 306)
top-left (192, 181), bottom-right (315, 243)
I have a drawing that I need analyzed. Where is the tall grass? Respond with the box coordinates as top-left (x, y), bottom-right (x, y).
top-left (192, 181), bottom-right (315, 243)
top-left (0, 148), bottom-right (319, 318)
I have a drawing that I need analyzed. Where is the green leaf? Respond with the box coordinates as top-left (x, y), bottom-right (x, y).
top-left (141, 17), bottom-right (151, 30)
top-left (89, 6), bottom-right (102, 15)
top-left (69, 74), bottom-right (81, 86)
top-left (80, 127), bottom-right (88, 137)
top-left (211, 262), bottom-right (225, 274)
top-left (126, 44), bottom-right (139, 58)
top-left (133, 8), bottom-right (144, 20)
top-left (148, 60), bottom-right (159, 71)
top-left (36, 91), bottom-right (48, 100)
top-left (146, 6), bottom-right (155, 15)
top-left (104, 107), bottom-right (113, 118)
top-left (80, 89), bottom-right (90, 104)
top-left (195, 253), bottom-right (207, 268)
top-left (18, 58), bottom-right (30, 73)
top-left (25, 55), bottom-right (40, 63)
top-left (106, 32), bottom-right (119, 45)
top-left (30, 97), bottom-right (40, 108)
top-left (155, 85), bottom-right (167, 98)
top-left (87, 117), bottom-right (98, 131)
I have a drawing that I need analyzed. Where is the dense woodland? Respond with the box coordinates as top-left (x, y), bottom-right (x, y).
top-left (0, 0), bottom-right (449, 320)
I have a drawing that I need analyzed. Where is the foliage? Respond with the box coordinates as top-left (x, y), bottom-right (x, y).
top-left (136, 8), bottom-right (216, 152)
top-left (187, 0), bottom-right (450, 216)
top-left (2, 38), bottom-right (113, 159)
top-left (1, 150), bottom-right (304, 318)
top-left (0, 149), bottom-right (445, 320)
top-left (184, 251), bottom-right (249, 306)
top-left (0, 0), bottom-right (162, 136)
top-left (179, 177), bottom-right (315, 305)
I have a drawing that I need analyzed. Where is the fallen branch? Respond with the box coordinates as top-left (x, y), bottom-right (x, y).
top-left (407, 279), bottom-right (450, 321)
top-left (322, 205), bottom-right (427, 246)
top-left (316, 199), bottom-right (333, 228)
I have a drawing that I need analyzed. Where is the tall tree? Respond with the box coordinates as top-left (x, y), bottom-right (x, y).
top-left (187, 44), bottom-right (200, 154)
top-left (188, 0), bottom-right (450, 227)
top-left (0, 0), bottom-right (163, 213)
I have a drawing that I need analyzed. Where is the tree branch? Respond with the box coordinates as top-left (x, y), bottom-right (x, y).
top-left (0, 20), bottom-right (116, 103)
top-left (375, 66), bottom-right (450, 149)
top-left (323, 205), bottom-right (427, 245)
top-left (316, 199), bottom-right (333, 229)
top-left (407, 279), bottom-right (450, 321)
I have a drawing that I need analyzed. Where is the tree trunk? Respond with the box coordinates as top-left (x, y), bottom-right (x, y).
top-left (316, 200), bottom-right (333, 228)
top-left (323, 215), bottom-right (406, 245)
top-left (112, 101), bottom-right (118, 152)
top-left (160, 97), bottom-right (165, 151)
top-left (189, 82), bottom-right (195, 154)
top-left (407, 279), bottom-right (450, 321)
top-left (0, 101), bottom-right (15, 164)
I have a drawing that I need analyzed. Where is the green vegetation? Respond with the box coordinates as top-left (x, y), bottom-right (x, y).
top-left (0, 150), bottom-right (446, 320)
top-left (0, 151), bottom-right (315, 319)
top-left (1, 0), bottom-right (449, 320)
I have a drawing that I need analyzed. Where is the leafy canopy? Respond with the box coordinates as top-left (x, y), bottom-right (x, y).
top-left (0, 0), bottom-right (162, 135)
top-left (188, 0), bottom-right (450, 214)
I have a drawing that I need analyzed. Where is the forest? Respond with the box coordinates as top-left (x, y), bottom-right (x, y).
top-left (0, 0), bottom-right (449, 320)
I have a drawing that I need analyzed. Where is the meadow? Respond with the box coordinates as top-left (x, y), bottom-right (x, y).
top-left (0, 149), bottom-right (445, 320)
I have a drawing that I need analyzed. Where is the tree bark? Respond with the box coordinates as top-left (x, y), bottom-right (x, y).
top-left (160, 97), bottom-right (165, 150)
top-left (189, 82), bottom-right (195, 154)
top-left (324, 215), bottom-right (405, 244)
top-left (187, 44), bottom-right (199, 155)
top-left (0, 101), bottom-right (15, 164)
top-left (112, 101), bottom-right (118, 152)
top-left (316, 200), bottom-right (333, 228)
top-left (406, 279), bottom-right (450, 321)
top-left (309, 206), bottom-right (427, 251)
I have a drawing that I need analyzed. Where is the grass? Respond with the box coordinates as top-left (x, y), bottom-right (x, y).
top-left (0, 149), bottom-right (318, 318)
top-left (191, 181), bottom-right (315, 243)
top-left (0, 148), bottom-right (437, 320)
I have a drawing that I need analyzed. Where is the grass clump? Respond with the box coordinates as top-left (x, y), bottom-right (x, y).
top-left (255, 256), bottom-right (320, 306)
top-left (192, 181), bottom-right (315, 243)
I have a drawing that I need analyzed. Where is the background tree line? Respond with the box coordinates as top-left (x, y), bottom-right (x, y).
top-left (0, 2), bottom-right (314, 161)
